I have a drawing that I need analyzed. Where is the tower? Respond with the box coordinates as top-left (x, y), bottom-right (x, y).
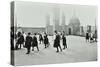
top-left (53, 6), bottom-right (60, 31)
top-left (46, 14), bottom-right (50, 27)
top-left (61, 12), bottom-right (66, 31)
top-left (46, 14), bottom-right (50, 34)
top-left (45, 14), bottom-right (53, 35)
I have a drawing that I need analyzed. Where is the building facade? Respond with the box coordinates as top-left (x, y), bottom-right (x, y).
top-left (45, 8), bottom-right (97, 36)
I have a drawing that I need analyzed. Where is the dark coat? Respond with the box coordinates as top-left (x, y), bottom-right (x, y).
top-left (44, 35), bottom-right (49, 44)
top-left (62, 35), bottom-right (67, 46)
top-left (17, 32), bottom-right (21, 37)
top-left (11, 31), bottom-right (14, 50)
top-left (86, 32), bottom-right (89, 39)
top-left (17, 35), bottom-right (24, 44)
top-left (39, 34), bottom-right (43, 41)
top-left (54, 34), bottom-right (60, 48)
top-left (25, 36), bottom-right (32, 48)
top-left (32, 36), bottom-right (38, 47)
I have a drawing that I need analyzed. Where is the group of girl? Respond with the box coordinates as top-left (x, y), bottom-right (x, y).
top-left (15, 30), bottom-right (67, 54)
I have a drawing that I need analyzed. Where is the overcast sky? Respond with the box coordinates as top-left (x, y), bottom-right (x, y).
top-left (15, 1), bottom-right (97, 27)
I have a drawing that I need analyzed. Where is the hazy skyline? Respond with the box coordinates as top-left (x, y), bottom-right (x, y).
top-left (15, 1), bottom-right (97, 27)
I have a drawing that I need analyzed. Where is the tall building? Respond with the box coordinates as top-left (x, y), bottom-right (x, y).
top-left (46, 14), bottom-right (50, 33)
top-left (61, 12), bottom-right (66, 31)
top-left (53, 7), bottom-right (60, 31)
top-left (68, 17), bottom-right (80, 35)
top-left (87, 25), bottom-right (91, 33)
top-left (46, 14), bottom-right (50, 26)
top-left (45, 9), bottom-right (96, 36)
top-left (80, 26), bottom-right (84, 36)
top-left (46, 14), bottom-right (53, 35)
top-left (61, 12), bottom-right (68, 35)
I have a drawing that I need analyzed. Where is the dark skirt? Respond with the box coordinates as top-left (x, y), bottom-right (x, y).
top-left (17, 36), bottom-right (24, 44)
top-left (86, 36), bottom-right (89, 39)
top-left (39, 38), bottom-right (43, 41)
top-left (62, 37), bottom-right (67, 46)
top-left (90, 37), bottom-right (93, 40)
top-left (63, 40), bottom-right (67, 46)
top-left (32, 42), bottom-right (38, 47)
top-left (25, 42), bottom-right (31, 48)
top-left (53, 40), bottom-right (60, 48)
top-left (44, 38), bottom-right (49, 44)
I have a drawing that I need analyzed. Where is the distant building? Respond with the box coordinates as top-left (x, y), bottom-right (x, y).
top-left (80, 26), bottom-right (84, 36)
top-left (45, 10), bottom-right (96, 36)
top-left (68, 17), bottom-right (80, 35)
top-left (16, 8), bottom-right (97, 37)
top-left (21, 27), bottom-right (45, 35)
top-left (45, 8), bottom-right (81, 35)
top-left (53, 7), bottom-right (60, 32)
top-left (46, 14), bottom-right (53, 35)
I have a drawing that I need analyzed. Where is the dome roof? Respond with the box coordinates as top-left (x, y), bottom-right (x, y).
top-left (69, 17), bottom-right (80, 26)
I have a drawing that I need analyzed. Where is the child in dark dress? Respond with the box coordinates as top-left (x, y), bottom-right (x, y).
top-left (39, 33), bottom-right (43, 44)
top-left (15, 32), bottom-right (24, 49)
top-left (53, 31), bottom-right (62, 52)
top-left (62, 31), bottom-right (67, 49)
top-left (44, 33), bottom-right (49, 48)
top-left (32, 33), bottom-right (39, 51)
top-left (25, 33), bottom-right (32, 54)
top-left (86, 32), bottom-right (90, 42)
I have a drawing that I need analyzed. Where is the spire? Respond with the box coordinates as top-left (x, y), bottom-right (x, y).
top-left (62, 12), bottom-right (66, 25)
top-left (53, 6), bottom-right (60, 26)
top-left (46, 14), bottom-right (50, 26)
top-left (53, 6), bottom-right (60, 31)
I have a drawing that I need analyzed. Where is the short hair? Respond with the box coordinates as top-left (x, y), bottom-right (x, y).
top-left (28, 32), bottom-right (31, 35)
top-left (44, 32), bottom-right (46, 35)
top-left (54, 30), bottom-right (57, 34)
top-left (34, 33), bottom-right (36, 35)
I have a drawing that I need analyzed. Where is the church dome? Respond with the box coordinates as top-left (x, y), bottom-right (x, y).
top-left (69, 17), bottom-right (80, 26)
